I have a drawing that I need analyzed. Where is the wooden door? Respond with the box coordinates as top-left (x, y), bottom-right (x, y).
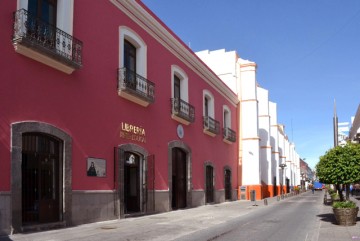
top-left (206, 165), bottom-right (214, 203)
top-left (172, 148), bottom-right (187, 209)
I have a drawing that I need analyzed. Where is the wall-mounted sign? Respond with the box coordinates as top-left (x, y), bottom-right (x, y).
top-left (177, 124), bottom-right (184, 139)
top-left (87, 157), bottom-right (106, 177)
top-left (120, 122), bottom-right (146, 143)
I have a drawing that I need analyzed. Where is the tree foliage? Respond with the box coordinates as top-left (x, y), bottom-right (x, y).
top-left (316, 143), bottom-right (360, 185)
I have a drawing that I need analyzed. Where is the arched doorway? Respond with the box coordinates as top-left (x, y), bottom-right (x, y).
top-left (172, 148), bottom-right (187, 209)
top-left (168, 141), bottom-right (192, 211)
top-left (117, 144), bottom-right (151, 218)
top-left (11, 121), bottom-right (72, 232)
top-left (22, 133), bottom-right (62, 224)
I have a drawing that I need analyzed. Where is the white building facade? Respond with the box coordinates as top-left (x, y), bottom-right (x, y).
top-left (196, 49), bottom-right (301, 200)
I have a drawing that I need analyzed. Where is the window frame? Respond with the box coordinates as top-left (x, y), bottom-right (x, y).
top-left (171, 65), bottom-right (188, 102)
top-left (223, 105), bottom-right (231, 129)
top-left (203, 90), bottom-right (215, 118)
top-left (18, 0), bottom-right (74, 35)
top-left (119, 26), bottom-right (147, 79)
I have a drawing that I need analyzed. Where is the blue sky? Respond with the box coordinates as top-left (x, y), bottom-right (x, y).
top-left (142, 0), bottom-right (360, 169)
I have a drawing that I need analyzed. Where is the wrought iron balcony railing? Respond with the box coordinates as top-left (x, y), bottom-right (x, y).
top-left (203, 116), bottom-right (220, 135)
top-left (118, 68), bottom-right (155, 105)
top-left (223, 127), bottom-right (236, 143)
top-left (171, 98), bottom-right (195, 124)
top-left (12, 9), bottom-right (83, 71)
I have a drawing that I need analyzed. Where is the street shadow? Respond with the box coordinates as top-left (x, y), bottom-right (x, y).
top-left (317, 213), bottom-right (360, 225)
top-left (317, 213), bottom-right (337, 224)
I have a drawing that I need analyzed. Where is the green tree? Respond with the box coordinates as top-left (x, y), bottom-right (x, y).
top-left (316, 143), bottom-right (360, 201)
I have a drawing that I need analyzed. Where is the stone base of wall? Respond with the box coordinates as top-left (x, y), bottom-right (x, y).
top-left (154, 190), bottom-right (169, 213)
top-left (192, 190), bottom-right (205, 207)
top-left (232, 189), bottom-right (238, 201)
top-left (215, 189), bottom-right (224, 203)
top-left (0, 192), bottom-right (11, 236)
top-left (72, 190), bottom-right (117, 226)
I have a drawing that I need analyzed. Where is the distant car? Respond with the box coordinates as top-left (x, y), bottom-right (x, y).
top-left (313, 182), bottom-right (324, 190)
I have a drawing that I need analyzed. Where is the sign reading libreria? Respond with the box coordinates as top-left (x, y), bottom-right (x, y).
top-left (120, 122), bottom-right (146, 143)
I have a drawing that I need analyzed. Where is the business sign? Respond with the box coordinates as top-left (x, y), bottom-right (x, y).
top-left (120, 122), bottom-right (146, 143)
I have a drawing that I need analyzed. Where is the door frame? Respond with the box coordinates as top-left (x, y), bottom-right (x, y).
top-left (11, 121), bottom-right (72, 232)
top-left (117, 144), bottom-right (148, 218)
top-left (168, 141), bottom-right (192, 211)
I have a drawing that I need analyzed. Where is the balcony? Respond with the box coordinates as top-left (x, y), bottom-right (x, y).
top-left (12, 9), bottom-right (83, 74)
top-left (203, 116), bottom-right (220, 137)
top-left (223, 127), bottom-right (236, 144)
top-left (171, 98), bottom-right (195, 125)
top-left (118, 67), bottom-right (155, 107)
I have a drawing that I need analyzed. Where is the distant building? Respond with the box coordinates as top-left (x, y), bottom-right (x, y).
top-left (349, 105), bottom-right (360, 143)
top-left (196, 49), bottom-right (301, 200)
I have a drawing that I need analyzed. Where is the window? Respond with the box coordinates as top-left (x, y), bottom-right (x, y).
top-left (119, 26), bottom-right (147, 78)
top-left (14, 0), bottom-right (81, 74)
top-left (203, 90), bottom-right (214, 118)
top-left (223, 105), bottom-right (231, 128)
top-left (124, 40), bottom-right (136, 73)
top-left (124, 40), bottom-right (137, 90)
top-left (118, 27), bottom-right (154, 106)
top-left (171, 65), bottom-right (188, 101)
top-left (170, 66), bottom-right (194, 124)
top-left (28, 0), bottom-right (57, 26)
top-left (204, 97), bottom-right (209, 117)
top-left (223, 105), bottom-right (236, 143)
top-left (203, 90), bottom-right (219, 136)
top-left (174, 75), bottom-right (181, 100)
top-left (18, 0), bottom-right (74, 37)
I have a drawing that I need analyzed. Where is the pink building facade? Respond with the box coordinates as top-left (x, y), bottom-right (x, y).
top-left (0, 0), bottom-right (239, 235)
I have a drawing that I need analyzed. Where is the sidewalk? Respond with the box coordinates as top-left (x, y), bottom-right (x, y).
top-left (317, 193), bottom-right (360, 241)
top-left (1, 191), bottom-right (360, 241)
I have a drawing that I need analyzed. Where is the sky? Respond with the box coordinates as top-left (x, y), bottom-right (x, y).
top-left (141, 0), bottom-right (360, 169)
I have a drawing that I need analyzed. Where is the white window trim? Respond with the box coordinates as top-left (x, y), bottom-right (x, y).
top-left (203, 90), bottom-right (215, 118)
top-left (18, 0), bottom-right (74, 35)
top-left (223, 105), bottom-right (231, 128)
top-left (119, 26), bottom-right (147, 78)
top-left (171, 65), bottom-right (188, 102)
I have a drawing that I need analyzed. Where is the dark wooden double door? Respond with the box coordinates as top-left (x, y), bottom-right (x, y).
top-left (22, 133), bottom-right (61, 225)
top-left (172, 148), bottom-right (187, 210)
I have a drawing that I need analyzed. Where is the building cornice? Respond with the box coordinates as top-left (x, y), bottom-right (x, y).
top-left (110, 0), bottom-right (239, 106)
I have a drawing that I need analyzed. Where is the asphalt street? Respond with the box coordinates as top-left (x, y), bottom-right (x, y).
top-left (2, 190), bottom-right (360, 241)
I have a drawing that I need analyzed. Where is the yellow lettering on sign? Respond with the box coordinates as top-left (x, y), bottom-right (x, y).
top-left (120, 122), bottom-right (146, 143)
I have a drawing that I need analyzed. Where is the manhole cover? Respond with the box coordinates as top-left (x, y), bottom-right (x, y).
top-left (100, 226), bottom-right (117, 230)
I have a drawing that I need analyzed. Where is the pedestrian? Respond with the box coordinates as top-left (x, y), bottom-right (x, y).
top-left (311, 185), bottom-right (314, 194)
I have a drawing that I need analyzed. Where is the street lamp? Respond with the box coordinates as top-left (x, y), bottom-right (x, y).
top-left (301, 172), bottom-right (305, 190)
top-left (279, 163), bottom-right (287, 199)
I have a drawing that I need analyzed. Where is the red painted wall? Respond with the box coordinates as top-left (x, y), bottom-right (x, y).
top-left (0, 0), bottom-right (238, 192)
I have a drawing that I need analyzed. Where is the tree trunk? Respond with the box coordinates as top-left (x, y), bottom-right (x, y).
top-left (346, 184), bottom-right (350, 200)
top-left (336, 184), bottom-right (344, 202)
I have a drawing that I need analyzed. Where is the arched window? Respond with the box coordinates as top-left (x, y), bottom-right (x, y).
top-left (171, 65), bottom-right (188, 102)
top-left (19, 0), bottom-right (74, 35)
top-left (203, 90), bottom-right (214, 118)
top-left (119, 26), bottom-right (147, 78)
top-left (223, 105), bottom-right (231, 128)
